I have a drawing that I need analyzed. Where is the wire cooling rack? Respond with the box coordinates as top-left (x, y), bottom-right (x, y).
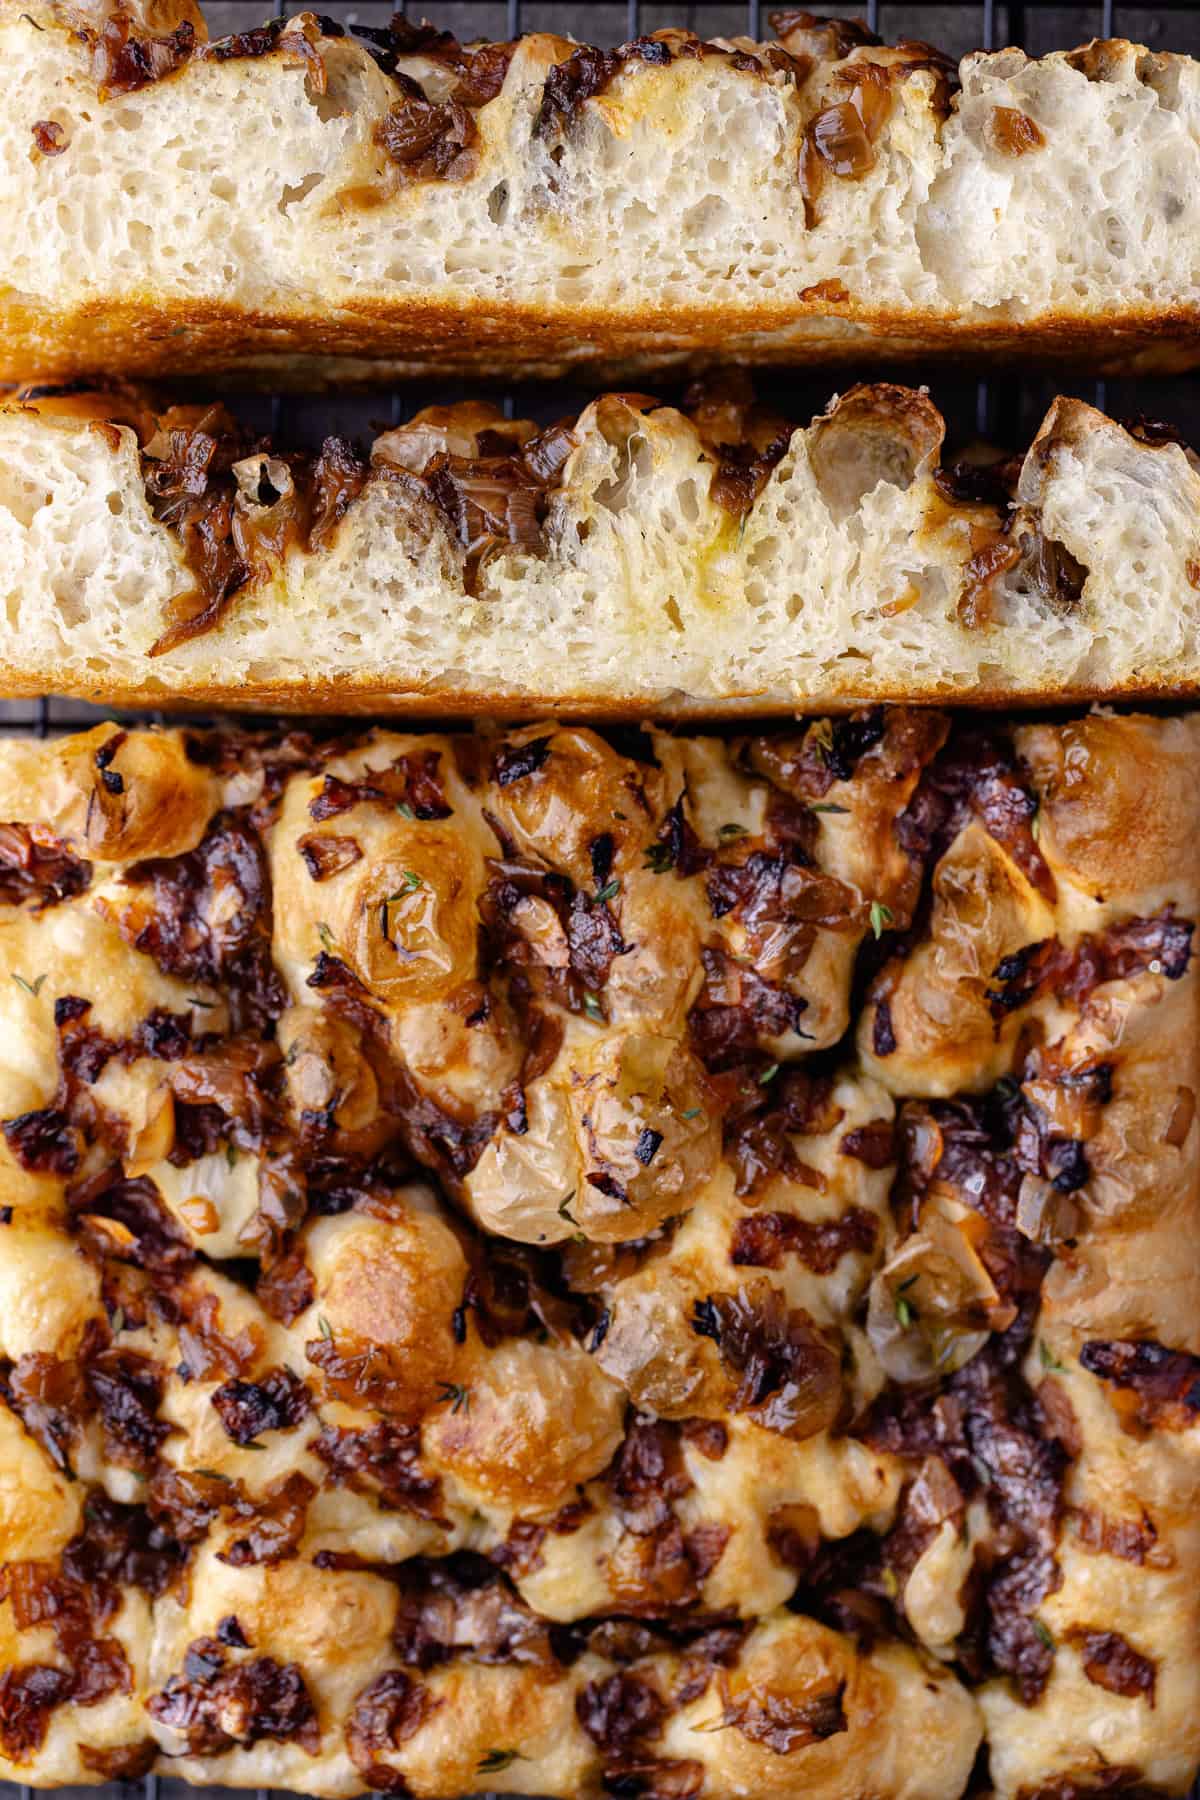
top-left (2, 4), bottom-right (1200, 1800)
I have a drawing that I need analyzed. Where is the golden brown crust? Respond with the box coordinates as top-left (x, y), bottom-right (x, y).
top-left (5, 293), bottom-right (1200, 388)
top-left (1, 666), bottom-right (1197, 720)
top-left (0, 711), bottom-right (1197, 1797)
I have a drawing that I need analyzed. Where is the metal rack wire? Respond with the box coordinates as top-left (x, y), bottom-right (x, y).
top-left (2, 3), bottom-right (1199, 1799)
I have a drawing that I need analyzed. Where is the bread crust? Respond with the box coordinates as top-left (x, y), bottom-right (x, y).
top-left (5, 294), bottom-right (1200, 388)
top-left (1, 665), bottom-right (1197, 719)
top-left (0, 711), bottom-right (1197, 1798)
top-left (4, 6), bottom-right (1200, 382)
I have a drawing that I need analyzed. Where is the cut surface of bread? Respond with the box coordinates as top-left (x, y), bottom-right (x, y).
top-left (3, 380), bottom-right (1200, 715)
top-left (0, 709), bottom-right (1197, 1798)
top-left (2, 3), bottom-right (1200, 382)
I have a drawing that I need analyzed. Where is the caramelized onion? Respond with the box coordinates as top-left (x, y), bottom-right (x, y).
top-left (1014, 1174), bottom-right (1079, 1247)
top-left (866, 1213), bottom-right (997, 1383)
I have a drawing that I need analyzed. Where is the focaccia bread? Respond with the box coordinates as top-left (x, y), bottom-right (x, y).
top-left (5, 380), bottom-right (1200, 713)
top-left (2, 3), bottom-right (1200, 382)
top-left (0, 709), bottom-right (1197, 1799)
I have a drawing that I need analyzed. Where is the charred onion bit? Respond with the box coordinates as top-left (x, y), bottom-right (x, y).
top-left (1080, 1340), bottom-right (1200, 1433)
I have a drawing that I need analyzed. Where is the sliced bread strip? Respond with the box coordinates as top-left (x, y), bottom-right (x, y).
top-left (1, 379), bottom-right (1198, 715)
top-left (2, 3), bottom-right (1200, 382)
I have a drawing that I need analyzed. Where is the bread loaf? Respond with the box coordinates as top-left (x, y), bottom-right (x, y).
top-left (2, 2), bottom-right (1200, 383)
top-left (1, 710), bottom-right (1198, 1796)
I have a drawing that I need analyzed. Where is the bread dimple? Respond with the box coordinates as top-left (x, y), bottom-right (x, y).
top-left (0, 899), bottom-right (219, 1125)
top-left (0, 711), bottom-right (1196, 1799)
top-left (658, 1613), bottom-right (982, 1800)
top-left (0, 725), bottom-right (219, 861)
top-left (305, 1208), bottom-right (470, 1417)
top-left (860, 822), bottom-right (1059, 1097)
top-left (1017, 712), bottom-right (1200, 913)
top-left (0, 1217), bottom-right (102, 1360)
top-left (271, 761), bottom-right (489, 998)
top-left (1034, 973), bottom-right (1200, 1351)
top-left (0, 1403), bottom-right (84, 1558)
top-left (380, 1660), bottom-right (600, 1800)
top-left (485, 726), bottom-right (666, 887)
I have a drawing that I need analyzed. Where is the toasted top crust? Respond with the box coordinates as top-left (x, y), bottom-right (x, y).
top-left (0, 710), bottom-right (1198, 1797)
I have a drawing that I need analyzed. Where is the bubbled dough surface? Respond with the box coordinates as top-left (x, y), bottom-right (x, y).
top-left (0, 713), bottom-right (1197, 1797)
